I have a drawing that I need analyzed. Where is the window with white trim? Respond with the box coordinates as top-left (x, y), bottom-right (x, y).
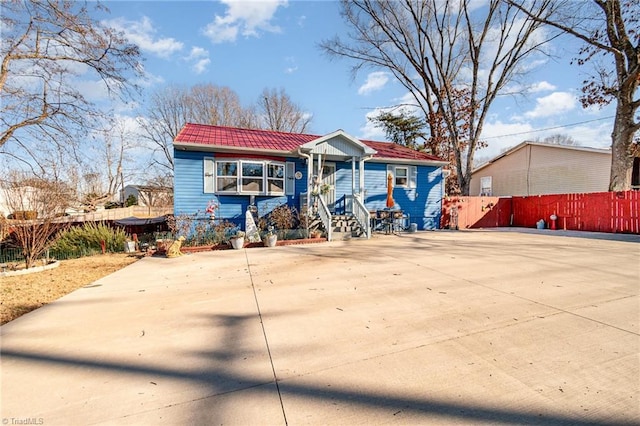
top-left (387, 164), bottom-right (417, 188)
top-left (395, 166), bottom-right (408, 186)
top-left (241, 161), bottom-right (264, 192)
top-left (217, 161), bottom-right (238, 192)
top-left (205, 158), bottom-right (289, 195)
top-left (480, 176), bottom-right (492, 196)
top-left (267, 163), bottom-right (285, 193)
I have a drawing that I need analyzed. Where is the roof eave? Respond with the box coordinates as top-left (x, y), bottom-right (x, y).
top-left (174, 141), bottom-right (448, 166)
top-left (174, 142), bottom-right (293, 157)
top-left (300, 129), bottom-right (378, 156)
top-left (471, 141), bottom-right (612, 174)
top-left (368, 157), bottom-right (449, 167)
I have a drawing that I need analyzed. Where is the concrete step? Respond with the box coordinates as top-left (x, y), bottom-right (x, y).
top-left (327, 214), bottom-right (368, 240)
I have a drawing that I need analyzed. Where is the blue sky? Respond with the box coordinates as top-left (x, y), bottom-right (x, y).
top-left (102, 0), bottom-right (616, 162)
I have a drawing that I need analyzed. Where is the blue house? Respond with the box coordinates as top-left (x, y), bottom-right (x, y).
top-left (174, 123), bottom-right (447, 240)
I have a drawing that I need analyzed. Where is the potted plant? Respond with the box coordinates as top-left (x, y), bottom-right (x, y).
top-left (264, 226), bottom-right (277, 247)
top-left (227, 229), bottom-right (245, 250)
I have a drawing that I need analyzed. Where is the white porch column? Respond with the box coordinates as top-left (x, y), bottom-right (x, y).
top-left (359, 157), bottom-right (365, 200)
top-left (307, 152), bottom-right (313, 211)
top-left (351, 156), bottom-right (356, 196)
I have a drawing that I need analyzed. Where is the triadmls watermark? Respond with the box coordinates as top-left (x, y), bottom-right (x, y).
top-left (2, 418), bottom-right (44, 425)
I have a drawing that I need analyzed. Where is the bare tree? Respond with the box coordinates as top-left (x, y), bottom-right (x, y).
top-left (321, 0), bottom-right (558, 194)
top-left (139, 84), bottom-right (259, 173)
top-left (135, 185), bottom-right (173, 208)
top-left (190, 84), bottom-right (259, 128)
top-left (508, 0), bottom-right (639, 191)
top-left (258, 87), bottom-right (312, 133)
top-left (59, 118), bottom-right (138, 211)
top-left (0, 0), bottom-right (142, 169)
top-left (537, 133), bottom-right (579, 146)
top-left (0, 173), bottom-right (71, 269)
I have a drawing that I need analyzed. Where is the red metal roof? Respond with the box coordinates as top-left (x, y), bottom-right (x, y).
top-left (175, 123), bottom-right (445, 162)
top-left (361, 139), bottom-right (442, 161)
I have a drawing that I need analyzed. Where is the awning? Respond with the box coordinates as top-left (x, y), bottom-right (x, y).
top-left (114, 216), bottom-right (167, 226)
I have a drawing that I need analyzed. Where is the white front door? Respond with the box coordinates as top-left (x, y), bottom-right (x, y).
top-left (321, 162), bottom-right (336, 212)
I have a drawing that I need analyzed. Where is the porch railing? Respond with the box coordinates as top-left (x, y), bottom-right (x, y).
top-left (316, 195), bottom-right (332, 242)
top-left (352, 194), bottom-right (371, 239)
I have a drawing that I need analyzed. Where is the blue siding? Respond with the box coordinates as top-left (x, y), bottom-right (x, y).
top-left (334, 163), bottom-right (356, 213)
top-left (174, 150), bottom-right (208, 215)
top-left (363, 162), bottom-right (443, 230)
top-left (174, 150), bottom-right (308, 226)
top-left (175, 149), bottom-right (443, 231)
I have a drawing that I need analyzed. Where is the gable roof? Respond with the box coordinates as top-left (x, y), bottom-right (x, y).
top-left (300, 129), bottom-right (377, 157)
top-left (473, 141), bottom-right (611, 173)
top-left (174, 123), bottom-right (446, 165)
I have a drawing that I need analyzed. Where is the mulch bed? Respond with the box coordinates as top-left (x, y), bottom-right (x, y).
top-left (158, 237), bottom-right (328, 255)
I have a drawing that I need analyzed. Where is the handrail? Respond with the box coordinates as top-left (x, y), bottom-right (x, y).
top-left (352, 194), bottom-right (371, 239)
top-left (316, 195), bottom-right (332, 242)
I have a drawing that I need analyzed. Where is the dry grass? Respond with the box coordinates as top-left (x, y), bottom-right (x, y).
top-left (1, 253), bottom-right (140, 325)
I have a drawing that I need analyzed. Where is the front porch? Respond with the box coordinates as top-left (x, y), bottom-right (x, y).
top-left (298, 130), bottom-right (378, 242)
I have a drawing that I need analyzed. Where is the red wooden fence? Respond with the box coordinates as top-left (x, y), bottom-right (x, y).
top-left (442, 191), bottom-right (639, 234)
top-left (441, 196), bottom-right (511, 230)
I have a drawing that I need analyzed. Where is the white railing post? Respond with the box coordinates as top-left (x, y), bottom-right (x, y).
top-left (316, 195), bottom-right (332, 242)
top-left (352, 194), bottom-right (371, 239)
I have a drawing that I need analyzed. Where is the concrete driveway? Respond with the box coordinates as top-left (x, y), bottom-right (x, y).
top-left (1, 230), bottom-right (639, 425)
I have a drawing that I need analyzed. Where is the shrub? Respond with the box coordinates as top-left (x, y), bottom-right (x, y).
top-left (125, 194), bottom-right (137, 207)
top-left (104, 201), bottom-right (121, 209)
top-left (270, 205), bottom-right (294, 231)
top-left (52, 222), bottom-right (129, 253)
top-left (262, 204), bottom-right (310, 240)
top-left (167, 213), bottom-right (237, 247)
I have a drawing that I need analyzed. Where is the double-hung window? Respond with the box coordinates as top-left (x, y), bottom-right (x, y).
top-left (394, 166), bottom-right (408, 186)
top-left (480, 176), bottom-right (492, 196)
top-left (241, 161), bottom-right (264, 192)
top-left (217, 161), bottom-right (238, 193)
top-left (205, 158), bottom-right (290, 195)
top-left (267, 163), bottom-right (285, 193)
top-left (387, 164), bottom-right (417, 188)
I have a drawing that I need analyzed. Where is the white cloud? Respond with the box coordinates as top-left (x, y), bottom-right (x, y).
top-left (479, 120), bottom-right (536, 159)
top-left (358, 91), bottom-right (424, 140)
top-left (478, 116), bottom-right (613, 162)
top-left (525, 92), bottom-right (576, 118)
top-left (104, 16), bottom-right (183, 58)
top-left (528, 81), bottom-right (556, 93)
top-left (553, 122), bottom-right (613, 149)
top-left (393, 92), bottom-right (423, 113)
top-left (203, 0), bottom-right (288, 44)
top-left (358, 72), bottom-right (390, 95)
top-left (136, 67), bottom-right (165, 88)
top-left (184, 47), bottom-right (211, 74)
top-left (74, 79), bottom-right (110, 102)
top-left (359, 108), bottom-right (390, 140)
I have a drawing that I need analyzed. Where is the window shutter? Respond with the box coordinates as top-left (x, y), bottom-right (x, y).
top-left (204, 157), bottom-right (215, 193)
top-left (386, 164), bottom-right (394, 187)
top-left (285, 162), bottom-right (295, 195)
top-left (409, 166), bottom-right (417, 188)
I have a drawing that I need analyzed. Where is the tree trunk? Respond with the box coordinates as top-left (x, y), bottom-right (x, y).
top-left (608, 101), bottom-right (636, 191)
top-left (459, 172), bottom-right (471, 196)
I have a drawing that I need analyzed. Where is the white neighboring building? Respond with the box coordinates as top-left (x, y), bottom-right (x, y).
top-left (470, 142), bottom-right (618, 196)
top-left (121, 185), bottom-right (173, 207)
